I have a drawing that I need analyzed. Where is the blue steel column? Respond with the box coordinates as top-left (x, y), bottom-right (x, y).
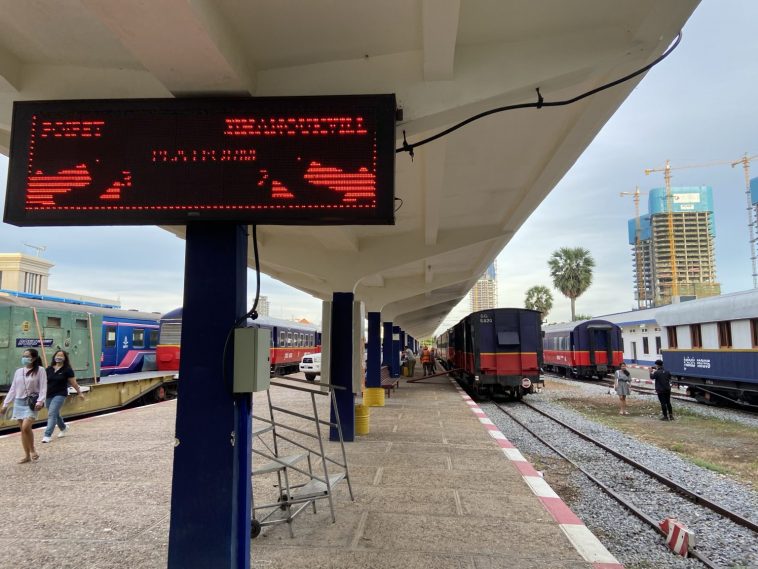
top-left (330, 292), bottom-right (355, 441)
top-left (391, 325), bottom-right (401, 377)
top-left (399, 330), bottom-right (406, 352)
top-left (382, 321), bottom-right (393, 367)
top-left (366, 312), bottom-right (381, 388)
top-left (168, 223), bottom-right (250, 569)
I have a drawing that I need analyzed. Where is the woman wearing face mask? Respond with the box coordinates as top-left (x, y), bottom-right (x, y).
top-left (42, 350), bottom-right (84, 443)
top-left (0, 348), bottom-right (47, 463)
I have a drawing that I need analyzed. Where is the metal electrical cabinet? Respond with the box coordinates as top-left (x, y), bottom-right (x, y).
top-left (233, 327), bottom-right (271, 393)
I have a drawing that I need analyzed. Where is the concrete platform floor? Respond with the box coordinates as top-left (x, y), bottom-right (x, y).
top-left (0, 372), bottom-right (612, 569)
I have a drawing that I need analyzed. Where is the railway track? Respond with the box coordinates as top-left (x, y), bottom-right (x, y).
top-left (494, 400), bottom-right (758, 568)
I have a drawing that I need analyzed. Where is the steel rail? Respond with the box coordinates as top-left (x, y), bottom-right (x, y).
top-left (494, 402), bottom-right (720, 569)
top-left (519, 400), bottom-right (758, 535)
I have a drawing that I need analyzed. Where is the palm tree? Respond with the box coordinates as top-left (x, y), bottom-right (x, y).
top-left (548, 247), bottom-right (595, 321)
top-left (524, 285), bottom-right (553, 322)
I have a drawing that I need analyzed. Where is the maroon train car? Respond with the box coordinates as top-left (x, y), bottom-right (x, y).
top-left (436, 308), bottom-right (543, 399)
top-left (542, 319), bottom-right (623, 379)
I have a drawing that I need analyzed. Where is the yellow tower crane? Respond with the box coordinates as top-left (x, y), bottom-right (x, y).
top-left (730, 153), bottom-right (758, 289)
top-left (644, 159), bottom-right (732, 302)
top-left (620, 187), bottom-right (648, 308)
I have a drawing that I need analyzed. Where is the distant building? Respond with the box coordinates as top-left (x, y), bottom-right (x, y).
top-left (469, 262), bottom-right (498, 312)
top-left (629, 186), bottom-right (720, 307)
top-left (0, 252), bottom-right (120, 306)
top-left (257, 295), bottom-right (270, 317)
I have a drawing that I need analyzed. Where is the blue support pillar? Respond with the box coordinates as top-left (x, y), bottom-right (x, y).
top-left (366, 312), bottom-right (381, 388)
top-left (168, 223), bottom-right (250, 569)
top-left (391, 325), bottom-right (401, 377)
top-left (330, 292), bottom-right (355, 442)
top-left (399, 330), bottom-right (406, 353)
top-left (382, 321), bottom-right (393, 367)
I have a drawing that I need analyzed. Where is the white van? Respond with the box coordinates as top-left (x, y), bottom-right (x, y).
top-left (299, 353), bottom-right (321, 381)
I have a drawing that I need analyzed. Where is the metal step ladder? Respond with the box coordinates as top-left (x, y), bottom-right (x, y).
top-left (250, 377), bottom-right (354, 538)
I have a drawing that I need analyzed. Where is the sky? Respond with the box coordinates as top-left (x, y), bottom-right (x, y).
top-left (1, 0), bottom-right (756, 334)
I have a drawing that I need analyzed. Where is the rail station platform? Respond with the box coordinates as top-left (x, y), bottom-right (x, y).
top-left (0, 371), bottom-right (621, 569)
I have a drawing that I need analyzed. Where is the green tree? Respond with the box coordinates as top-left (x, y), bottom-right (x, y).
top-left (548, 247), bottom-right (595, 321)
top-left (524, 285), bottom-right (554, 322)
top-left (573, 313), bottom-right (593, 321)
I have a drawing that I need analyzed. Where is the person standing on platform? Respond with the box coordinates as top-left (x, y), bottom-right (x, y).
top-left (0, 348), bottom-right (47, 463)
top-left (650, 359), bottom-right (674, 421)
top-left (614, 362), bottom-right (631, 415)
top-left (420, 346), bottom-right (432, 376)
top-left (403, 346), bottom-right (416, 376)
top-left (42, 350), bottom-right (85, 443)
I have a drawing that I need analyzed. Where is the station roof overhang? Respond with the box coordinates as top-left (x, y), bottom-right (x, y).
top-left (0, 1), bottom-right (699, 338)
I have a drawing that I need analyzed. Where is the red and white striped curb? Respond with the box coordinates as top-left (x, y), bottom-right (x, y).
top-left (451, 379), bottom-right (624, 569)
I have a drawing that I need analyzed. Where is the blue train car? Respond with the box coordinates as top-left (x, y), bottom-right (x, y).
top-left (656, 290), bottom-right (758, 406)
top-left (100, 315), bottom-right (160, 376)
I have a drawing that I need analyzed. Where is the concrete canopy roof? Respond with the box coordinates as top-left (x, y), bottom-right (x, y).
top-left (0, 1), bottom-right (699, 338)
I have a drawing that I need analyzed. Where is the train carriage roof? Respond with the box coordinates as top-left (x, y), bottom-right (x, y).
top-left (159, 307), bottom-right (320, 332)
top-left (542, 319), bottom-right (617, 334)
top-left (655, 290), bottom-right (758, 327)
top-left (0, 293), bottom-right (160, 321)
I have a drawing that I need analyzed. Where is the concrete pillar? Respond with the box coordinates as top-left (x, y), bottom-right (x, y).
top-left (168, 222), bottom-right (250, 569)
top-left (330, 292), bottom-right (355, 441)
top-left (391, 325), bottom-right (401, 377)
top-left (382, 321), bottom-right (393, 368)
top-left (366, 312), bottom-right (381, 387)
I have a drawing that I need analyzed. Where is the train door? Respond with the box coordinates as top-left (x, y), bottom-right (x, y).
top-left (69, 314), bottom-right (97, 380)
top-left (589, 326), bottom-right (612, 370)
top-left (101, 323), bottom-right (118, 373)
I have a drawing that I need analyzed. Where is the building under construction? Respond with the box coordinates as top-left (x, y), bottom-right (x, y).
top-left (629, 186), bottom-right (720, 307)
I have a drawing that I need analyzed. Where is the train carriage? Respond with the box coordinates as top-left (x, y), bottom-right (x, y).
top-left (542, 319), bottom-right (623, 378)
top-left (656, 290), bottom-right (758, 406)
top-left (437, 308), bottom-right (543, 399)
top-left (0, 292), bottom-right (160, 389)
top-left (155, 308), bottom-right (321, 376)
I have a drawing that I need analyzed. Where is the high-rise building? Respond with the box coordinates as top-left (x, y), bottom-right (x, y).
top-left (469, 262), bottom-right (498, 312)
top-left (257, 295), bottom-right (270, 317)
top-left (628, 186), bottom-right (720, 307)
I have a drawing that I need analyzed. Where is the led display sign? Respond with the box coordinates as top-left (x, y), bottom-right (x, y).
top-left (4, 96), bottom-right (396, 226)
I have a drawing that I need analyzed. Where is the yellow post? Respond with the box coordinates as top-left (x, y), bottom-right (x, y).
top-left (364, 387), bottom-right (385, 407)
top-left (355, 404), bottom-right (370, 435)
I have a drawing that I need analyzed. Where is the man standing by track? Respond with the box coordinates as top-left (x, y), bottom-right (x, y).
top-left (650, 359), bottom-right (674, 421)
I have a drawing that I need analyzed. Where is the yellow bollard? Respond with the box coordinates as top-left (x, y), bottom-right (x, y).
top-left (364, 387), bottom-right (385, 407)
top-left (355, 404), bottom-right (370, 435)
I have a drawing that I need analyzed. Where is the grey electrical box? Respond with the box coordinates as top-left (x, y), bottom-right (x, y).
top-left (233, 327), bottom-right (271, 393)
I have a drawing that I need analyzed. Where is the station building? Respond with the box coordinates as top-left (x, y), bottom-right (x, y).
top-left (629, 186), bottom-right (720, 307)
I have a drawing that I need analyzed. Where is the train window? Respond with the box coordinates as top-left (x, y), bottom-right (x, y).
top-left (46, 316), bottom-right (62, 328)
top-left (105, 326), bottom-right (117, 348)
top-left (667, 327), bottom-right (678, 349)
top-left (75, 318), bottom-right (88, 329)
top-left (718, 321), bottom-right (732, 348)
top-left (752, 319), bottom-right (758, 348)
top-left (300, 333), bottom-right (305, 346)
top-left (655, 336), bottom-right (661, 354)
top-left (149, 330), bottom-right (159, 347)
top-left (287, 332), bottom-right (292, 346)
top-left (642, 337), bottom-right (649, 354)
top-left (133, 329), bottom-right (145, 348)
top-left (497, 331), bottom-right (519, 345)
top-left (690, 324), bottom-right (702, 348)
top-left (279, 331), bottom-right (285, 346)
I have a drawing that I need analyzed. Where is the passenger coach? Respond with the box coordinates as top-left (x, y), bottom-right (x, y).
top-left (656, 290), bottom-right (758, 406)
top-left (156, 308), bottom-right (321, 376)
top-left (437, 308), bottom-right (543, 399)
top-left (542, 319), bottom-right (623, 378)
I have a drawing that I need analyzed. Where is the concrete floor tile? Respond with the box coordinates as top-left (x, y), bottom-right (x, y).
top-left (252, 546), bottom-right (477, 569)
top-left (457, 490), bottom-right (553, 520)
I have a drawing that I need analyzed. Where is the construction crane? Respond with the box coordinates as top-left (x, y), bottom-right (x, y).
top-left (730, 153), bottom-right (758, 288)
top-left (644, 159), bottom-right (732, 302)
top-left (620, 187), bottom-right (648, 308)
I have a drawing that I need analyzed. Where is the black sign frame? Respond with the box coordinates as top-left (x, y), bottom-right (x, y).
top-left (4, 95), bottom-right (396, 226)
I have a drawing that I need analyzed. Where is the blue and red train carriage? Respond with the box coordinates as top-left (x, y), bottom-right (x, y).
top-left (542, 319), bottom-right (623, 379)
top-left (436, 308), bottom-right (543, 398)
top-left (155, 308), bottom-right (321, 375)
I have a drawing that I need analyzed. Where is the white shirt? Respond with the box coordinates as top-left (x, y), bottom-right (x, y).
top-left (2, 367), bottom-right (48, 407)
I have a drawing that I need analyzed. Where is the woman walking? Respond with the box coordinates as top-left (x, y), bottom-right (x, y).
top-left (0, 348), bottom-right (47, 463)
top-left (614, 362), bottom-right (632, 415)
top-left (42, 350), bottom-right (84, 443)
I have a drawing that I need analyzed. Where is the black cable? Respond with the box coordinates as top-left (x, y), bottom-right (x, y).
top-left (234, 224), bottom-right (261, 328)
top-left (397, 32), bottom-right (682, 154)
top-left (394, 196), bottom-right (404, 213)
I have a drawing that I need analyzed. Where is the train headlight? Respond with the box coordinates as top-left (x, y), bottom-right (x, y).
top-left (474, 375), bottom-right (480, 382)
top-left (521, 378), bottom-right (532, 389)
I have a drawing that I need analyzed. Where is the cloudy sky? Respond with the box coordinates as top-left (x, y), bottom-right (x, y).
top-left (1, 0), bottom-right (756, 334)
